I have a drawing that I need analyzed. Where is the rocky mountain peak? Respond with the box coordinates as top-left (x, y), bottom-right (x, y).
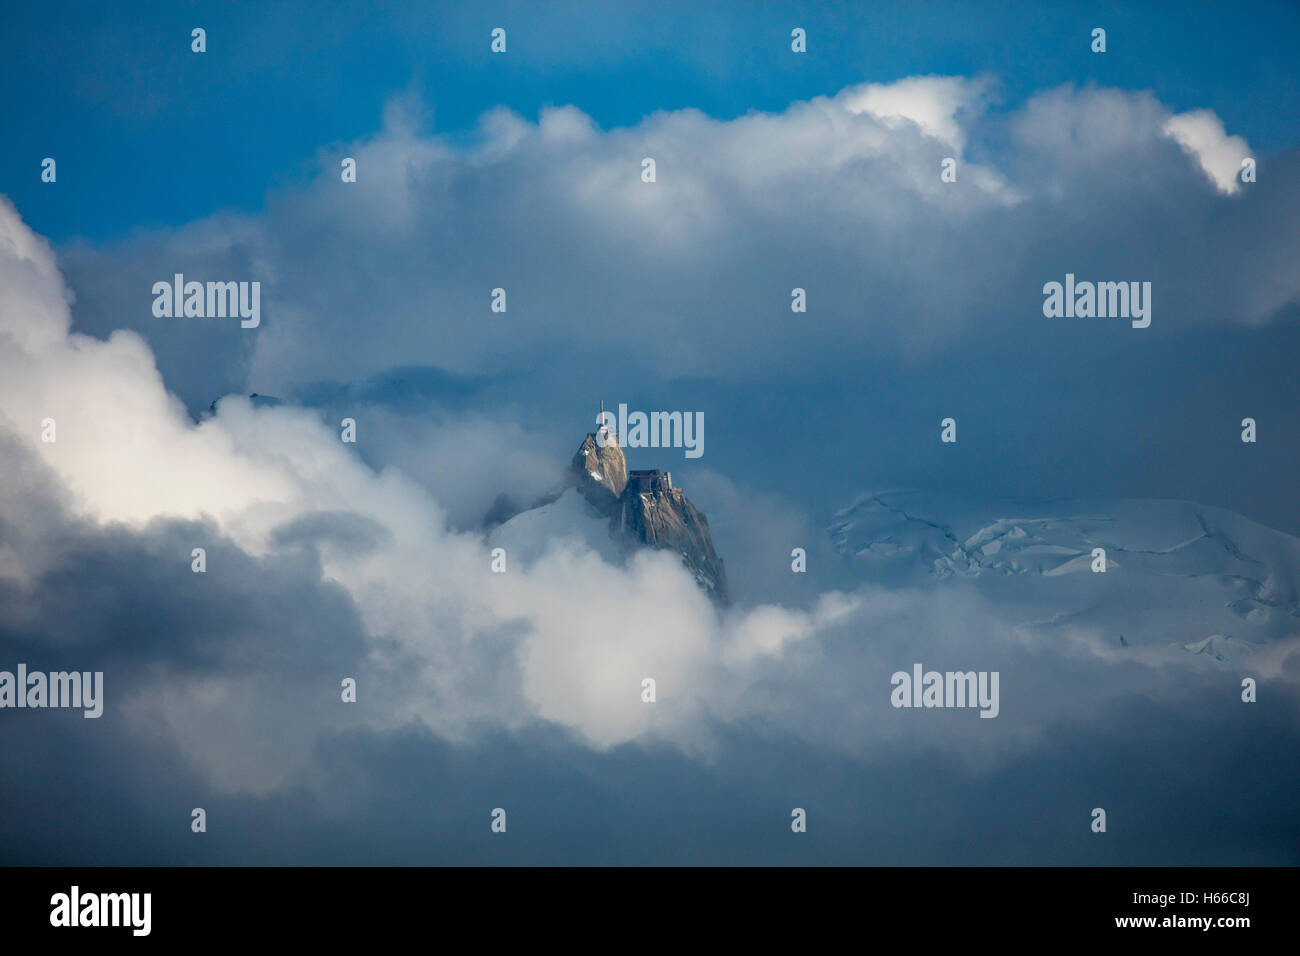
top-left (485, 417), bottom-right (729, 604)
top-left (573, 428), bottom-right (628, 514)
top-left (570, 429), bottom-right (728, 604)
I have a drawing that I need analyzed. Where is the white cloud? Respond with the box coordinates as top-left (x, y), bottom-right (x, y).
top-left (1163, 108), bottom-right (1252, 194)
top-left (52, 79), bottom-right (1296, 409)
top-left (0, 197), bottom-right (859, 780)
top-left (838, 74), bottom-right (990, 149)
top-left (3, 75), bottom-right (1297, 796)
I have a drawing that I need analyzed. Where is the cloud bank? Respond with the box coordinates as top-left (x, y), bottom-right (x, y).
top-left (3, 75), bottom-right (1299, 863)
top-left (57, 76), bottom-right (1299, 411)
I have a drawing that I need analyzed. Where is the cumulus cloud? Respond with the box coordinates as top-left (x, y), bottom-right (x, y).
top-left (55, 77), bottom-right (1296, 415)
top-left (839, 74), bottom-right (991, 150)
top-left (1164, 108), bottom-right (1253, 194)
top-left (0, 197), bottom-right (869, 783)
top-left (4, 77), bottom-right (1299, 821)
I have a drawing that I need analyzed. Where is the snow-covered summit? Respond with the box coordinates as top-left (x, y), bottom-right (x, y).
top-left (830, 491), bottom-right (1300, 659)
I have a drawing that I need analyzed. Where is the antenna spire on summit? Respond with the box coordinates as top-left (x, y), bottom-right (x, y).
top-left (596, 399), bottom-right (617, 442)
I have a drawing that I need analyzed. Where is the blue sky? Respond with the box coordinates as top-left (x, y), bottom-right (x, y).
top-left (4, 0), bottom-right (1300, 242)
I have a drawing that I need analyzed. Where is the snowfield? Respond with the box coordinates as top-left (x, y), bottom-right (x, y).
top-left (829, 492), bottom-right (1300, 662)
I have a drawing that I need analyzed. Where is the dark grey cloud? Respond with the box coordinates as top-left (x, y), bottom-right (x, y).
top-left (5, 688), bottom-right (1298, 865)
top-left (2, 424), bottom-right (1298, 863)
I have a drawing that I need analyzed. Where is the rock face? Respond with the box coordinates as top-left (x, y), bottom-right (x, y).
top-left (483, 424), bottom-right (729, 603)
top-left (572, 430), bottom-right (628, 516)
top-left (621, 480), bottom-right (729, 602)
top-left (572, 428), bottom-right (728, 604)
